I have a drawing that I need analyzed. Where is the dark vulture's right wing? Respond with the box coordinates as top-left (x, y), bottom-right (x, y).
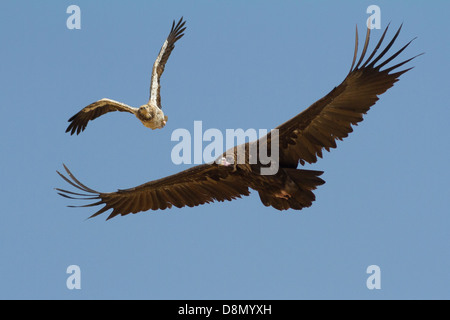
top-left (267, 24), bottom-right (422, 167)
top-left (65, 98), bottom-right (137, 135)
top-left (149, 17), bottom-right (186, 109)
top-left (56, 163), bottom-right (250, 220)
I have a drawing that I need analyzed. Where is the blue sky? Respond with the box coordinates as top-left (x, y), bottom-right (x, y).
top-left (1, 1), bottom-right (449, 299)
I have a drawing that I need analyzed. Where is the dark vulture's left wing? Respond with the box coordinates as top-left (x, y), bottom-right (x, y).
top-left (56, 163), bottom-right (250, 220)
top-left (268, 24), bottom-right (422, 167)
top-left (149, 17), bottom-right (186, 109)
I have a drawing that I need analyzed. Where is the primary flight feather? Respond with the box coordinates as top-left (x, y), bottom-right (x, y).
top-left (65, 17), bottom-right (186, 135)
top-left (57, 24), bottom-right (421, 220)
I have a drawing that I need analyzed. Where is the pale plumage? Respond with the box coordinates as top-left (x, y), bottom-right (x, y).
top-left (65, 18), bottom-right (186, 135)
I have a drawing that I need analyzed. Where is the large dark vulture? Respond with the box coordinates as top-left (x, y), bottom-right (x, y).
top-left (56, 24), bottom-right (421, 220)
top-left (65, 18), bottom-right (186, 135)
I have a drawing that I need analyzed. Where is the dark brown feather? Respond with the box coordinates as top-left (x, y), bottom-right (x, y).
top-left (266, 25), bottom-right (420, 167)
top-left (56, 163), bottom-right (250, 220)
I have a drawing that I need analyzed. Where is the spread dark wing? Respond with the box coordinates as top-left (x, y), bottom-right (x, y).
top-left (270, 24), bottom-right (422, 167)
top-left (149, 17), bottom-right (186, 108)
top-left (55, 163), bottom-right (250, 220)
top-left (65, 98), bottom-right (137, 135)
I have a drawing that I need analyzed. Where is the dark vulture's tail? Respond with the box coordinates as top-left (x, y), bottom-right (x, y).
top-left (258, 169), bottom-right (325, 211)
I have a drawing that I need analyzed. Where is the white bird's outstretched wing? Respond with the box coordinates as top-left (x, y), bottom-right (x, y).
top-left (149, 17), bottom-right (186, 108)
top-left (65, 98), bottom-right (137, 135)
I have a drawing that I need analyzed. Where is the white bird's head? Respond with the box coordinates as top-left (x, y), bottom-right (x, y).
top-left (136, 104), bottom-right (168, 130)
top-left (137, 105), bottom-right (154, 120)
